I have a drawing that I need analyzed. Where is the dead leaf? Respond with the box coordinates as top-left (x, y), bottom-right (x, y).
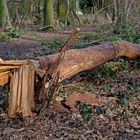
top-left (51, 102), bottom-right (70, 113)
top-left (55, 96), bottom-right (64, 102)
top-left (65, 92), bottom-right (100, 110)
top-left (99, 96), bottom-right (116, 105)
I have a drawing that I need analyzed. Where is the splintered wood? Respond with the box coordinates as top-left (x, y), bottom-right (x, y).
top-left (0, 28), bottom-right (80, 118)
top-left (0, 60), bottom-right (35, 117)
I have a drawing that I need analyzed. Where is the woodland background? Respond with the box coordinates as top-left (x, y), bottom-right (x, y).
top-left (0, 0), bottom-right (140, 139)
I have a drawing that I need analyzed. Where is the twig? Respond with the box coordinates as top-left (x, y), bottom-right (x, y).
top-left (85, 40), bottom-right (102, 46)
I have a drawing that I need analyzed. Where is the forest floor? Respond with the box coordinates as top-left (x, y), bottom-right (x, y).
top-left (0, 25), bottom-right (140, 140)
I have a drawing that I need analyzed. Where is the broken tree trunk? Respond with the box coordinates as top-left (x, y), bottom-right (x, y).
top-left (0, 60), bottom-right (35, 117)
top-left (38, 41), bottom-right (140, 81)
top-left (0, 29), bottom-right (140, 117)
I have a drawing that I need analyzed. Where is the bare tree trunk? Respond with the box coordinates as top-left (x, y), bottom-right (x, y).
top-left (58, 0), bottom-right (69, 25)
top-left (113, 0), bottom-right (135, 33)
top-left (113, 0), bottom-right (117, 24)
top-left (125, 0), bottom-right (134, 21)
top-left (0, 0), bottom-right (12, 30)
top-left (44, 0), bottom-right (54, 27)
top-left (38, 41), bottom-right (140, 81)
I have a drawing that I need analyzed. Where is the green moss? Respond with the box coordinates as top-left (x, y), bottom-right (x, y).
top-left (44, 0), bottom-right (54, 26)
top-left (0, 0), bottom-right (12, 29)
top-left (0, 0), bottom-right (4, 27)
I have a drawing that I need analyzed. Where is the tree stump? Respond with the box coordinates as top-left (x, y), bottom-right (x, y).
top-left (0, 60), bottom-right (35, 117)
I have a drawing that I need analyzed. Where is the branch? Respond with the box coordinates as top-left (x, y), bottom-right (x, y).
top-left (38, 28), bottom-right (80, 103)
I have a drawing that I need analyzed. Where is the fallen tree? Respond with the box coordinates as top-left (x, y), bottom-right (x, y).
top-left (0, 28), bottom-right (140, 117)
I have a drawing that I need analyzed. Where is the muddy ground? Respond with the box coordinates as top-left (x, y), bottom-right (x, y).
top-left (0, 26), bottom-right (140, 140)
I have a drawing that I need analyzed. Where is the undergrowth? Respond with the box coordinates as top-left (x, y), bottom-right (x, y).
top-left (59, 58), bottom-right (140, 122)
top-left (82, 23), bottom-right (140, 43)
top-left (40, 39), bottom-right (64, 49)
top-left (33, 39), bottom-right (64, 56)
top-left (0, 29), bottom-right (21, 42)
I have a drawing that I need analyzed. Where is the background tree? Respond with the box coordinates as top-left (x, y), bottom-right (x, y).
top-left (58, 0), bottom-right (69, 25)
top-left (44, 0), bottom-right (54, 27)
top-left (113, 0), bottom-right (135, 33)
top-left (0, 0), bottom-right (12, 30)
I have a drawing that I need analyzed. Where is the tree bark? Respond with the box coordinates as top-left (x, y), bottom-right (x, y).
top-left (58, 0), bottom-right (69, 25)
top-left (37, 41), bottom-right (140, 81)
top-left (0, 0), bottom-right (12, 30)
top-left (0, 60), bottom-right (35, 117)
top-left (44, 0), bottom-right (54, 27)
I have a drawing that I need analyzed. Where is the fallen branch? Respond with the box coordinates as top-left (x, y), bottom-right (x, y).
top-left (84, 40), bottom-right (102, 46)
